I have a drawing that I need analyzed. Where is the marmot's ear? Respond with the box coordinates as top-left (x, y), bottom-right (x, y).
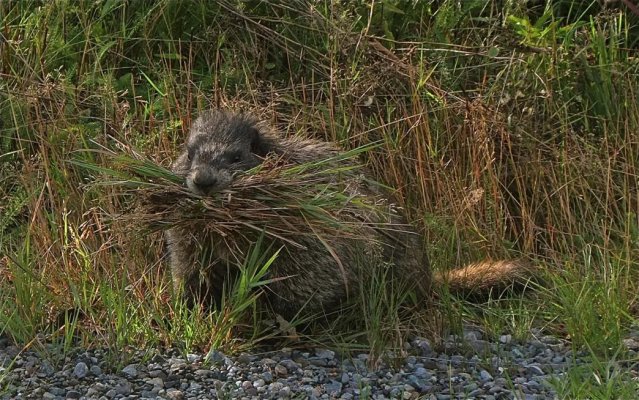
top-left (249, 127), bottom-right (273, 157)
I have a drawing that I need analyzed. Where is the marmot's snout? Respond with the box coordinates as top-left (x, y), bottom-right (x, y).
top-left (187, 166), bottom-right (233, 195)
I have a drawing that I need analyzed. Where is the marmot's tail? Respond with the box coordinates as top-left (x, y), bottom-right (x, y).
top-left (434, 260), bottom-right (538, 298)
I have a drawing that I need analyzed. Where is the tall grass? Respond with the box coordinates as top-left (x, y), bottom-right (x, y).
top-left (1, 0), bottom-right (638, 393)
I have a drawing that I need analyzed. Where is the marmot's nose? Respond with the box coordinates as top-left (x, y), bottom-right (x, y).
top-left (192, 171), bottom-right (218, 193)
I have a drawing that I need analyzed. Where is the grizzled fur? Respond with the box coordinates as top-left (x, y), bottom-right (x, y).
top-left (165, 110), bottom-right (430, 318)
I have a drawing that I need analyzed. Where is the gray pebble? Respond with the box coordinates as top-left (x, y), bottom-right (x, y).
top-left (121, 363), bottom-right (138, 378)
top-left (90, 365), bottom-right (102, 376)
top-left (279, 359), bottom-right (300, 372)
top-left (500, 334), bottom-right (512, 344)
top-left (325, 380), bottom-right (343, 395)
top-left (309, 356), bottom-right (330, 367)
top-left (39, 360), bottom-right (55, 377)
top-left (236, 353), bottom-right (254, 364)
top-left (279, 386), bottom-right (292, 397)
top-left (315, 348), bottom-right (336, 359)
top-left (488, 385), bottom-right (505, 394)
top-left (526, 364), bottom-right (545, 376)
top-left (623, 338), bottom-right (639, 350)
top-left (73, 362), bottom-right (88, 379)
top-left (464, 330), bottom-right (482, 341)
top-left (274, 363), bottom-right (288, 376)
top-left (479, 369), bottom-right (493, 381)
top-left (114, 382), bottom-right (132, 395)
top-left (165, 388), bottom-right (185, 400)
top-left (49, 387), bottom-right (66, 396)
top-left (148, 377), bottom-right (164, 387)
top-left (149, 368), bottom-right (167, 379)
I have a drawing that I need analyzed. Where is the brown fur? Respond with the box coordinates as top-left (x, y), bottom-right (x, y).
top-left (435, 260), bottom-right (536, 298)
top-left (165, 110), bottom-right (532, 319)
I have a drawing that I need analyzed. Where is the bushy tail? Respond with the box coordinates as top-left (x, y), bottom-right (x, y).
top-left (434, 260), bottom-right (538, 298)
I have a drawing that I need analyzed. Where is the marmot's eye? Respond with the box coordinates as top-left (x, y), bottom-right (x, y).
top-left (229, 153), bottom-right (242, 164)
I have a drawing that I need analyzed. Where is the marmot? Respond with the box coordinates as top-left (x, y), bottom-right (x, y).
top-left (164, 110), bottom-right (530, 319)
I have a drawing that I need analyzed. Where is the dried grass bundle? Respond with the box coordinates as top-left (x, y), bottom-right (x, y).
top-left (74, 146), bottom-right (413, 251)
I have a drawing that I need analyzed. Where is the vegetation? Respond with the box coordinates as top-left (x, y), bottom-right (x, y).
top-left (1, 0), bottom-right (638, 396)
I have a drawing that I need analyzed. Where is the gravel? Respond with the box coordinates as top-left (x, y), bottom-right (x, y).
top-left (1, 328), bottom-right (638, 399)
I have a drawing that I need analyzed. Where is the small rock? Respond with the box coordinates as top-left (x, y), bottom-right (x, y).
top-left (315, 348), bottom-right (336, 359)
top-left (450, 355), bottom-right (465, 366)
top-left (512, 347), bottom-right (526, 358)
top-left (415, 338), bottom-right (433, 356)
top-left (148, 377), bottom-right (164, 387)
top-left (166, 388), bottom-right (185, 400)
top-left (121, 363), bottom-right (138, 378)
top-left (279, 359), bottom-right (299, 372)
top-left (207, 349), bottom-right (227, 365)
top-left (149, 369), bottom-right (167, 379)
top-left (464, 330), bottom-right (482, 341)
top-left (39, 361), bottom-right (55, 377)
top-left (414, 367), bottom-right (430, 380)
top-left (115, 382), bottom-right (132, 395)
top-left (488, 385), bottom-right (505, 394)
top-left (194, 369), bottom-right (212, 377)
top-left (73, 362), bottom-right (88, 379)
top-left (49, 387), bottom-right (66, 396)
top-left (500, 334), bottom-right (512, 344)
top-left (141, 390), bottom-right (158, 398)
top-left (309, 357), bottom-right (330, 367)
top-left (237, 353), bottom-right (255, 364)
top-left (480, 370), bottom-right (493, 381)
top-left (526, 364), bottom-right (545, 376)
top-left (279, 386), bottom-right (292, 398)
top-left (325, 380), bottom-right (343, 395)
top-left (274, 364), bottom-right (288, 376)
top-left (623, 338), bottom-right (639, 351)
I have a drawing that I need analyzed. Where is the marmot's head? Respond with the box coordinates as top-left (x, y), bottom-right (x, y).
top-left (173, 110), bottom-right (273, 195)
